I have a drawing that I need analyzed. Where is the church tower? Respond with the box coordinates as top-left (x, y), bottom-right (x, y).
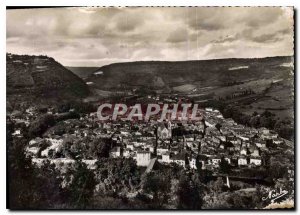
top-left (157, 121), bottom-right (172, 141)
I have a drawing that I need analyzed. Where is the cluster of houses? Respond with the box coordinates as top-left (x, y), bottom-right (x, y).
top-left (107, 107), bottom-right (287, 171)
top-left (9, 104), bottom-right (289, 171)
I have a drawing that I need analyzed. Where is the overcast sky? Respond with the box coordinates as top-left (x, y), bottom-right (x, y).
top-left (7, 7), bottom-right (294, 67)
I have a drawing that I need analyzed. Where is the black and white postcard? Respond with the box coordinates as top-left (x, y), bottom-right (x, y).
top-left (6, 6), bottom-right (295, 210)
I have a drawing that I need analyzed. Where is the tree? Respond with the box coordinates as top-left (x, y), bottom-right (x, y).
top-left (88, 138), bottom-right (112, 159)
top-left (209, 177), bottom-right (224, 194)
top-left (268, 158), bottom-right (288, 179)
top-left (8, 137), bottom-right (37, 209)
top-left (219, 157), bottom-right (231, 174)
top-left (67, 160), bottom-right (97, 208)
top-left (8, 135), bottom-right (64, 209)
top-left (215, 123), bottom-right (222, 131)
top-left (176, 174), bottom-right (203, 209)
top-left (275, 120), bottom-right (294, 140)
top-left (94, 158), bottom-right (141, 195)
top-left (249, 116), bottom-right (260, 128)
top-left (196, 156), bottom-right (203, 174)
top-left (143, 171), bottom-right (171, 208)
top-left (172, 126), bottom-right (185, 137)
top-left (33, 160), bottom-right (65, 208)
top-left (185, 153), bottom-right (190, 169)
top-left (98, 138), bottom-right (112, 158)
top-left (28, 114), bottom-right (56, 138)
top-left (37, 140), bottom-right (51, 158)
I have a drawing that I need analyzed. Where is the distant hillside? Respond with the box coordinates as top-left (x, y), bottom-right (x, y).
top-left (87, 56), bottom-right (293, 91)
top-left (7, 53), bottom-right (90, 103)
top-left (86, 56), bottom-right (294, 122)
top-left (67, 67), bottom-right (99, 80)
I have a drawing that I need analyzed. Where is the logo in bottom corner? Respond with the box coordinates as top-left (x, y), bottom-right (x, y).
top-left (262, 188), bottom-right (289, 203)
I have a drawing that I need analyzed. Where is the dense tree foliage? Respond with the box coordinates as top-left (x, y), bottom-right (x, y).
top-left (28, 114), bottom-right (55, 138)
top-left (8, 135), bottom-right (64, 208)
top-left (219, 157), bottom-right (231, 174)
top-left (176, 174), bottom-right (203, 209)
top-left (94, 158), bottom-right (141, 195)
top-left (143, 171), bottom-right (172, 208)
top-left (65, 160), bottom-right (97, 208)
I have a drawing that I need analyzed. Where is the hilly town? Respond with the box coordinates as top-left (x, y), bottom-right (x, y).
top-left (6, 6), bottom-right (294, 210)
top-left (7, 95), bottom-right (294, 209)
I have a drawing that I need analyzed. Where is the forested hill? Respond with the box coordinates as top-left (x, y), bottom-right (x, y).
top-left (86, 56), bottom-right (293, 91)
top-left (7, 53), bottom-right (90, 103)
